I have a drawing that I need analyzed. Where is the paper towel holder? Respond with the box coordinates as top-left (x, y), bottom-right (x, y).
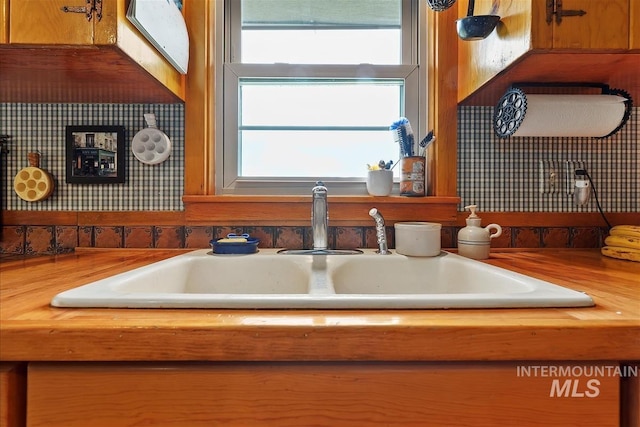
top-left (493, 82), bottom-right (633, 139)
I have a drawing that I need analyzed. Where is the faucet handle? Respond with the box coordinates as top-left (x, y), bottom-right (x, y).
top-left (312, 181), bottom-right (327, 194)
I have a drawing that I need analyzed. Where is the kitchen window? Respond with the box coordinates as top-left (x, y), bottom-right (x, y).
top-left (216, 0), bottom-right (427, 195)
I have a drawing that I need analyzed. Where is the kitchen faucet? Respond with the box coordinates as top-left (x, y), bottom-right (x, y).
top-left (276, 181), bottom-right (361, 255)
top-left (311, 181), bottom-right (328, 250)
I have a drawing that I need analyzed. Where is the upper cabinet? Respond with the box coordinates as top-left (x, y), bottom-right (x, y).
top-left (458, 0), bottom-right (640, 105)
top-left (0, 0), bottom-right (8, 44)
top-left (9, 0), bottom-right (97, 45)
top-left (631, 0), bottom-right (640, 50)
top-left (0, 0), bottom-right (185, 104)
top-left (532, 0), bottom-right (628, 49)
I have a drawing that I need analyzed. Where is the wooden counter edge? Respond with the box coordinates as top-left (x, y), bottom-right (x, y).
top-left (1, 319), bottom-right (638, 362)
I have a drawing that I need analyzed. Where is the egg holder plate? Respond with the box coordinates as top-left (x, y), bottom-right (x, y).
top-left (14, 166), bottom-right (54, 202)
top-left (131, 127), bottom-right (172, 165)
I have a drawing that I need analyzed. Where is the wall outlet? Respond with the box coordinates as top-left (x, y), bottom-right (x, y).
top-left (539, 160), bottom-right (560, 193)
top-left (565, 160), bottom-right (586, 194)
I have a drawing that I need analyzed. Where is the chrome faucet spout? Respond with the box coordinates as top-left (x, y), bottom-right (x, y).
top-left (312, 181), bottom-right (328, 250)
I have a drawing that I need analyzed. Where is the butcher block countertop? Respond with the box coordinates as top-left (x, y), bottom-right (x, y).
top-left (1, 248), bottom-right (638, 362)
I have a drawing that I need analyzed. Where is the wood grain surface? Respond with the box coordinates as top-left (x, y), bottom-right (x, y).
top-left (25, 362), bottom-right (620, 427)
top-left (1, 248), bottom-right (638, 362)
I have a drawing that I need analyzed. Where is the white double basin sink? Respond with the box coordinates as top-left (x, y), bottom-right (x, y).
top-left (51, 249), bottom-right (594, 309)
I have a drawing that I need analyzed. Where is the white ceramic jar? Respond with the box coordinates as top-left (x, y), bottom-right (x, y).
top-left (394, 222), bottom-right (442, 256)
top-left (457, 205), bottom-right (502, 260)
top-left (366, 169), bottom-right (393, 196)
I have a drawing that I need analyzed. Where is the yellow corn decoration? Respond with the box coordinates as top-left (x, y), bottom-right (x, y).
top-left (604, 235), bottom-right (640, 250)
top-left (609, 225), bottom-right (640, 239)
top-left (601, 225), bottom-right (640, 262)
top-left (601, 246), bottom-right (640, 262)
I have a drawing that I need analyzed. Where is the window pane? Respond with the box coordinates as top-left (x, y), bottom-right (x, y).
top-left (241, 29), bottom-right (400, 64)
top-left (240, 80), bottom-right (402, 127)
top-left (240, 0), bottom-right (402, 64)
top-left (240, 130), bottom-right (398, 178)
top-left (238, 79), bottom-right (402, 178)
top-left (241, 0), bottom-right (402, 27)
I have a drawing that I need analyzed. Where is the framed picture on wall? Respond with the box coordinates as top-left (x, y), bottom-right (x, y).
top-left (65, 126), bottom-right (126, 184)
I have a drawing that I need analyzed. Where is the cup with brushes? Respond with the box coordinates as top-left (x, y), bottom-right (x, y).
top-left (366, 159), bottom-right (394, 196)
top-left (389, 117), bottom-right (435, 196)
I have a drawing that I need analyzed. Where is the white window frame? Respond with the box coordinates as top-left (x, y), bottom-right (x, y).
top-left (214, 0), bottom-right (428, 195)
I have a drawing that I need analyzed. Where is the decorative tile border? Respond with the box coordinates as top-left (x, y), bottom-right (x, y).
top-left (1, 224), bottom-right (608, 256)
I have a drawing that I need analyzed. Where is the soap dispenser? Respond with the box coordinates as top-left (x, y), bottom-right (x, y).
top-left (457, 205), bottom-right (502, 260)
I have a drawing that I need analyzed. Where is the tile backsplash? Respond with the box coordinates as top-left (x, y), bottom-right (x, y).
top-left (458, 106), bottom-right (638, 213)
top-left (1, 103), bottom-right (637, 213)
top-left (1, 103), bottom-right (184, 211)
top-left (0, 224), bottom-right (606, 256)
top-left (0, 102), bottom-right (636, 255)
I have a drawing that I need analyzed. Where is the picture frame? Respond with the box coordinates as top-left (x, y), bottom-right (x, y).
top-left (65, 125), bottom-right (126, 184)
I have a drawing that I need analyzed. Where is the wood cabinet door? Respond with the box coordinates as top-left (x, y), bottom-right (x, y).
top-left (0, 363), bottom-right (26, 427)
top-left (27, 362), bottom-right (620, 427)
top-left (631, 0), bottom-right (640, 49)
top-left (9, 0), bottom-right (95, 44)
top-left (0, 0), bottom-right (8, 44)
top-left (551, 0), bottom-right (629, 49)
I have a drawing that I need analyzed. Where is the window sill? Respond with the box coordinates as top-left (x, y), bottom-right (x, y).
top-left (183, 195), bottom-right (460, 226)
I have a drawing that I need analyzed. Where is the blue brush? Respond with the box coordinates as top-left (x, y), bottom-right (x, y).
top-left (390, 117), bottom-right (415, 157)
top-left (418, 130), bottom-right (435, 157)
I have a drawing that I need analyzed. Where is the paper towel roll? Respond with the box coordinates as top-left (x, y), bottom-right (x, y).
top-left (495, 93), bottom-right (628, 138)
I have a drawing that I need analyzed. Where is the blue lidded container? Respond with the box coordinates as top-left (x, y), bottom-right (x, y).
top-left (210, 233), bottom-right (260, 254)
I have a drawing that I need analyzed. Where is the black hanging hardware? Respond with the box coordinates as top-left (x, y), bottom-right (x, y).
top-left (0, 134), bottom-right (10, 155)
top-left (546, 0), bottom-right (586, 25)
top-left (61, 0), bottom-right (102, 21)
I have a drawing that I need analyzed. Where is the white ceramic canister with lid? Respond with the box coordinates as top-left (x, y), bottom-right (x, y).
top-left (394, 222), bottom-right (442, 256)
